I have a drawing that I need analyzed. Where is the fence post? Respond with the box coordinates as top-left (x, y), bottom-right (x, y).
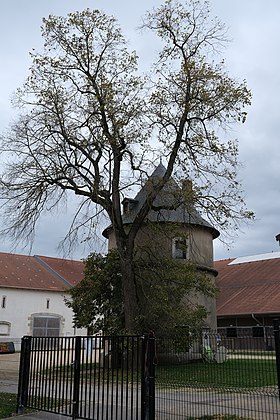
top-left (273, 318), bottom-right (280, 400)
top-left (141, 335), bottom-right (147, 420)
top-left (16, 336), bottom-right (32, 414)
top-left (141, 332), bottom-right (156, 420)
top-left (72, 336), bottom-right (81, 420)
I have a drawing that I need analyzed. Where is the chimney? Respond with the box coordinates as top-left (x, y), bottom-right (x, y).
top-left (276, 234), bottom-right (280, 246)
top-left (181, 179), bottom-right (194, 203)
top-left (182, 179), bottom-right (192, 192)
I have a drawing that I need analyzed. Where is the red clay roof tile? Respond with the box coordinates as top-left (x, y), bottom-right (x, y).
top-left (215, 255), bottom-right (280, 316)
top-left (0, 252), bottom-right (84, 291)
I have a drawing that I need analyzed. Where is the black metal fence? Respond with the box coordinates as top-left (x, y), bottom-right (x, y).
top-left (17, 322), bottom-right (280, 419)
top-left (155, 326), bottom-right (280, 419)
top-left (17, 334), bottom-right (155, 419)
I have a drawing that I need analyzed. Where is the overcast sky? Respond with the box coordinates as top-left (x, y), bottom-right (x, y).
top-left (0, 0), bottom-right (279, 261)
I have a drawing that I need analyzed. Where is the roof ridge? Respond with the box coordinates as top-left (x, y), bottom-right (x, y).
top-left (34, 255), bottom-right (72, 288)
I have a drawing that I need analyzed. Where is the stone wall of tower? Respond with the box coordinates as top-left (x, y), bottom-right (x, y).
top-left (107, 222), bottom-right (214, 265)
top-left (106, 221), bottom-right (217, 329)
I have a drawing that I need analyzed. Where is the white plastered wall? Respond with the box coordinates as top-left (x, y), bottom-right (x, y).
top-left (0, 287), bottom-right (87, 350)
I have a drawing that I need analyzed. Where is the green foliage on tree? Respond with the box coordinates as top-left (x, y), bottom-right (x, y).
top-left (65, 251), bottom-right (124, 335)
top-left (66, 249), bottom-right (217, 335)
top-left (0, 0), bottom-right (253, 332)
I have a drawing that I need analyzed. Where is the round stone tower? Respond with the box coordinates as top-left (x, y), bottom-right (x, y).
top-left (103, 163), bottom-right (219, 329)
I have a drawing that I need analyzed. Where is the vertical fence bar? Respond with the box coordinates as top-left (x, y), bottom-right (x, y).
top-left (147, 333), bottom-right (155, 420)
top-left (141, 335), bottom-right (147, 420)
top-left (16, 336), bottom-right (32, 414)
top-left (273, 318), bottom-right (280, 401)
top-left (141, 333), bottom-right (156, 420)
top-left (72, 336), bottom-right (81, 419)
top-left (136, 336), bottom-right (141, 420)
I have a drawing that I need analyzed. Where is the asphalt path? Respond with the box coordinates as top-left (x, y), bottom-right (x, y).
top-left (1, 371), bottom-right (280, 419)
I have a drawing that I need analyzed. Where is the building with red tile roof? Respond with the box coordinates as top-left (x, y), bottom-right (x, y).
top-left (0, 252), bottom-right (86, 350)
top-left (215, 251), bottom-right (280, 336)
top-left (0, 253), bottom-right (84, 291)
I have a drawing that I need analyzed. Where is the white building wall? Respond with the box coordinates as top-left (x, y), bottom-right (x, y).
top-left (0, 287), bottom-right (86, 350)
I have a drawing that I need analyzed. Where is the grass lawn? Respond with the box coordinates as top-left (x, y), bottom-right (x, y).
top-left (0, 393), bottom-right (17, 418)
top-left (186, 416), bottom-right (253, 420)
top-left (0, 393), bottom-right (34, 419)
top-left (51, 357), bottom-right (277, 390)
top-left (43, 354), bottom-right (278, 392)
top-left (156, 359), bottom-right (277, 389)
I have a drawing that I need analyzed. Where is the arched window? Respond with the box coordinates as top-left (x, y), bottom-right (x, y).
top-left (32, 315), bottom-right (61, 337)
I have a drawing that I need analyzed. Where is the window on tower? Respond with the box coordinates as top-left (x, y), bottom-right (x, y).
top-left (172, 237), bottom-right (189, 260)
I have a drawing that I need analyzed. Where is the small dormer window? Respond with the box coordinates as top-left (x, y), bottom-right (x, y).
top-left (123, 201), bottom-right (130, 214)
top-left (122, 198), bottom-right (138, 214)
top-left (172, 237), bottom-right (189, 260)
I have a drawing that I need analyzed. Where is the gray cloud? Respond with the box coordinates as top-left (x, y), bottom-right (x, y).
top-left (0, 0), bottom-right (279, 260)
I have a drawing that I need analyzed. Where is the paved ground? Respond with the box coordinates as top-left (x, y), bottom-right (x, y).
top-left (1, 362), bottom-right (280, 419)
top-left (0, 371), bottom-right (18, 394)
top-left (0, 367), bottom-right (72, 419)
top-left (3, 413), bottom-right (71, 420)
top-left (0, 370), bottom-right (70, 419)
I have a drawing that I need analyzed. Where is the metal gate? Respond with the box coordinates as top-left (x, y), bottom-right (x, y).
top-left (18, 329), bottom-right (280, 419)
top-left (17, 334), bottom-right (155, 419)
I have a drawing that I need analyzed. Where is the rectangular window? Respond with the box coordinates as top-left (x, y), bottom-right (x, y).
top-left (172, 237), bottom-right (189, 259)
top-left (1, 296), bottom-right (6, 309)
top-left (46, 299), bottom-right (50, 309)
top-left (33, 316), bottom-right (60, 337)
top-left (0, 321), bottom-right (11, 336)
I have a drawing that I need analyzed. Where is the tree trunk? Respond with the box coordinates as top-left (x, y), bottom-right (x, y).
top-left (120, 255), bottom-right (141, 334)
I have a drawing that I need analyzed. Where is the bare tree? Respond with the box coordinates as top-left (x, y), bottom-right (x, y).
top-left (0, 0), bottom-right (253, 333)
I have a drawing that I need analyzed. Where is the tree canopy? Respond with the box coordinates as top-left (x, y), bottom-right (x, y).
top-left (65, 251), bottom-right (125, 335)
top-left (0, 0), bottom-right (253, 332)
top-left (65, 250), bottom-right (217, 335)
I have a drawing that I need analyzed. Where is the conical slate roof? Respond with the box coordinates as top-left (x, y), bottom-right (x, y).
top-left (103, 164), bottom-right (220, 239)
